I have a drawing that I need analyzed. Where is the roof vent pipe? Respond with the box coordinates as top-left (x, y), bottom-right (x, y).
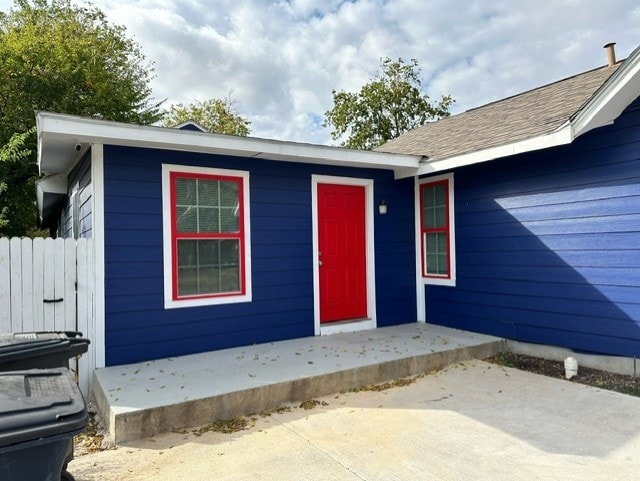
top-left (603, 42), bottom-right (617, 67)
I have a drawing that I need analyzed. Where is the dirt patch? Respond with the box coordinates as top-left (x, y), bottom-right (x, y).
top-left (298, 399), bottom-right (329, 410)
top-left (348, 372), bottom-right (426, 393)
top-left (73, 399), bottom-right (114, 456)
top-left (487, 352), bottom-right (640, 397)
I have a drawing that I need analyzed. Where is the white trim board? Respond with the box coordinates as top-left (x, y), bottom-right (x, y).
top-left (91, 144), bottom-right (106, 369)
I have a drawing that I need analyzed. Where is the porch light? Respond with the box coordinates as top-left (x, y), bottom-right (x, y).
top-left (378, 200), bottom-right (388, 215)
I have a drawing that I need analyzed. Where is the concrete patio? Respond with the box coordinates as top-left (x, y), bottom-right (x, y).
top-left (75, 358), bottom-right (640, 480)
top-left (93, 323), bottom-right (503, 442)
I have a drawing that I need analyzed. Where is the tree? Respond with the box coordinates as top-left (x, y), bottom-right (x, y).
top-left (0, 130), bottom-right (34, 236)
top-left (161, 98), bottom-right (251, 136)
top-left (324, 57), bottom-right (454, 150)
top-left (0, 0), bottom-right (163, 235)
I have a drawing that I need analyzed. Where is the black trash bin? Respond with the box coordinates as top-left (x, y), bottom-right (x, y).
top-left (0, 368), bottom-right (88, 481)
top-left (0, 331), bottom-right (90, 372)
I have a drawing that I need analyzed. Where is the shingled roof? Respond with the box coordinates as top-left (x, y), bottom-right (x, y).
top-left (376, 44), bottom-right (640, 177)
top-left (376, 64), bottom-right (620, 163)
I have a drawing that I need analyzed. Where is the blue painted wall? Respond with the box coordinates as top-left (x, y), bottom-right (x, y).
top-left (102, 148), bottom-right (416, 365)
top-left (425, 97), bottom-right (640, 357)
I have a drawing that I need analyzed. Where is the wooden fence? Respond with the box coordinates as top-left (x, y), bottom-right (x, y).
top-left (0, 237), bottom-right (96, 396)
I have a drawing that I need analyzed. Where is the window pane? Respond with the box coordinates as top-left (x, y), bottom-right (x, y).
top-left (198, 207), bottom-right (219, 233)
top-left (435, 205), bottom-right (446, 227)
top-left (177, 266), bottom-right (199, 296)
top-left (424, 233), bottom-right (448, 275)
top-left (176, 206), bottom-right (197, 233)
top-left (219, 239), bottom-right (239, 266)
top-left (221, 266), bottom-right (240, 291)
top-left (198, 239), bottom-right (219, 265)
top-left (437, 253), bottom-right (449, 275)
top-left (219, 181), bottom-right (238, 207)
top-left (422, 183), bottom-right (447, 229)
top-left (198, 179), bottom-right (218, 207)
top-left (198, 266), bottom-right (221, 294)
top-left (434, 184), bottom-right (447, 227)
top-left (175, 177), bottom-right (240, 234)
top-left (177, 239), bottom-right (197, 267)
top-left (422, 187), bottom-right (434, 228)
top-left (176, 178), bottom-right (196, 205)
top-left (434, 184), bottom-right (446, 206)
top-left (219, 207), bottom-right (239, 232)
top-left (176, 239), bottom-right (240, 296)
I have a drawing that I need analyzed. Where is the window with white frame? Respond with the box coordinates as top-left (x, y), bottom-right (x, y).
top-left (162, 164), bottom-right (251, 308)
top-left (419, 173), bottom-right (455, 286)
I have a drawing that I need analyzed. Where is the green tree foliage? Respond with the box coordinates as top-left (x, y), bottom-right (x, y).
top-left (0, 0), bottom-right (163, 235)
top-left (0, 130), bottom-right (33, 236)
top-left (324, 57), bottom-right (454, 150)
top-left (162, 98), bottom-right (251, 136)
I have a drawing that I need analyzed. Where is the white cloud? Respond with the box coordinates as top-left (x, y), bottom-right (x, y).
top-left (1, 0), bottom-right (639, 144)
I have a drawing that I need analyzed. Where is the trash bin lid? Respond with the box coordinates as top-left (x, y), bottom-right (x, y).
top-left (0, 368), bottom-right (87, 447)
top-left (0, 332), bottom-right (90, 365)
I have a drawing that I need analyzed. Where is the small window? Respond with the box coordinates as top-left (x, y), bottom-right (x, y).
top-left (419, 174), bottom-right (455, 286)
top-left (163, 165), bottom-right (251, 308)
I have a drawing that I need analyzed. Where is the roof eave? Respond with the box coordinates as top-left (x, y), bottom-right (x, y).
top-left (418, 126), bottom-right (574, 175)
top-left (37, 112), bottom-right (421, 178)
top-left (419, 45), bottom-right (640, 177)
top-left (571, 46), bottom-right (640, 138)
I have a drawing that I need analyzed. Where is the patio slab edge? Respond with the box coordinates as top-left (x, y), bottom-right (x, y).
top-left (95, 339), bottom-right (503, 443)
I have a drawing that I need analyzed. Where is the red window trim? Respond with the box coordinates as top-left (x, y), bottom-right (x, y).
top-left (169, 171), bottom-right (246, 301)
top-left (419, 179), bottom-right (451, 279)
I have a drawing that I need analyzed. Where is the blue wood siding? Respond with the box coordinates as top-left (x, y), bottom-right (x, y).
top-left (426, 97), bottom-right (640, 357)
top-left (102, 146), bottom-right (416, 365)
top-left (60, 152), bottom-right (92, 238)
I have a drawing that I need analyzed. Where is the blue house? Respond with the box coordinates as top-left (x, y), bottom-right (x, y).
top-left (36, 43), bottom-right (640, 374)
top-left (36, 115), bottom-right (422, 368)
top-left (378, 43), bottom-right (640, 359)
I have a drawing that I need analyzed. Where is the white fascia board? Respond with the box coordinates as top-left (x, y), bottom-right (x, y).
top-left (571, 47), bottom-right (640, 138)
top-left (37, 112), bottom-right (421, 175)
top-left (418, 126), bottom-right (574, 175)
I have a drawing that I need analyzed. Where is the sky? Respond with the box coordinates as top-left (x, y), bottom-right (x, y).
top-left (2, 0), bottom-right (640, 145)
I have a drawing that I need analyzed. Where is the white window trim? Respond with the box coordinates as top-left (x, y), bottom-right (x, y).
top-left (311, 175), bottom-right (377, 336)
top-left (416, 173), bottom-right (456, 287)
top-left (162, 163), bottom-right (252, 309)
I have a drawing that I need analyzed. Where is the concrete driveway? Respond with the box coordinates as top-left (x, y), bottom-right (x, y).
top-left (69, 360), bottom-right (640, 480)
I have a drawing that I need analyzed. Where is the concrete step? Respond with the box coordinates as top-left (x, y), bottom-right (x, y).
top-left (93, 323), bottom-right (503, 443)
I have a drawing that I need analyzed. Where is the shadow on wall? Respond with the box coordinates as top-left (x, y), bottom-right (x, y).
top-left (426, 129), bottom-right (640, 358)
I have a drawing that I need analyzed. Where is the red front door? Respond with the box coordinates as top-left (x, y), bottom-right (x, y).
top-left (318, 183), bottom-right (367, 323)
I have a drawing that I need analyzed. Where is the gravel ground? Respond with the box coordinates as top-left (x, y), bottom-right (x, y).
top-left (486, 352), bottom-right (640, 397)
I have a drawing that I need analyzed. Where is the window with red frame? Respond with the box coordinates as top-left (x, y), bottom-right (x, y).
top-left (420, 179), bottom-right (450, 278)
top-left (170, 171), bottom-right (245, 299)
